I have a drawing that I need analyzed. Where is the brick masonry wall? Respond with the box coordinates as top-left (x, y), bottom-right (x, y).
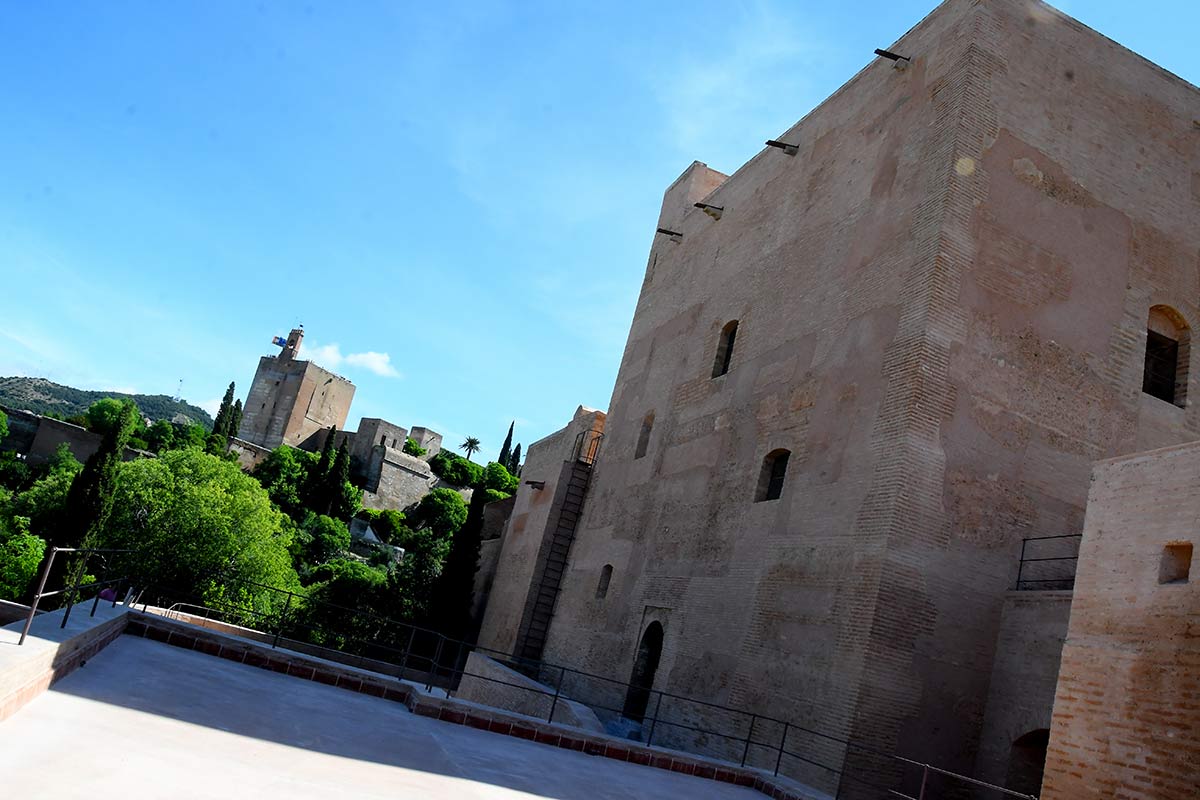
top-left (974, 590), bottom-right (1072, 788)
top-left (1040, 442), bottom-right (1200, 800)
top-left (520, 1), bottom-right (1200, 796)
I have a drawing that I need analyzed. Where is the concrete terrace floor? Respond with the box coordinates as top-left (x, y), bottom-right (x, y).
top-left (0, 635), bottom-right (763, 799)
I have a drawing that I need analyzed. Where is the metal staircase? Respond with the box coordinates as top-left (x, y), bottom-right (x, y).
top-left (515, 430), bottom-right (602, 665)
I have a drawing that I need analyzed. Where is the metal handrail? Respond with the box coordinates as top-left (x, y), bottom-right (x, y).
top-left (1014, 534), bottom-right (1082, 591)
top-left (18, 547), bottom-right (134, 645)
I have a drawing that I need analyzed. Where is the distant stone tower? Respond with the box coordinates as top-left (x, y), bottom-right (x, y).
top-left (236, 327), bottom-right (356, 451)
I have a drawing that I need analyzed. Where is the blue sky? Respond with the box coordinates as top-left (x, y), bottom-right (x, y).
top-left (1, 1), bottom-right (1196, 458)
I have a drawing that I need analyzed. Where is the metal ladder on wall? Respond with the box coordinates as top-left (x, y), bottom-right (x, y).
top-left (515, 430), bottom-right (602, 665)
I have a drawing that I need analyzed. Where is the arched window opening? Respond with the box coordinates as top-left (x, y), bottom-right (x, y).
top-left (622, 621), bottom-right (664, 722)
top-left (712, 320), bottom-right (739, 378)
top-left (635, 412), bottom-right (654, 459)
top-left (1006, 729), bottom-right (1050, 796)
top-left (756, 448), bottom-right (791, 502)
top-left (1143, 306), bottom-right (1189, 407)
top-left (596, 564), bottom-right (614, 599)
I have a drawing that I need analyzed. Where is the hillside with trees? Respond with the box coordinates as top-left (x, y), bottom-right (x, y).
top-left (0, 376), bottom-right (214, 429)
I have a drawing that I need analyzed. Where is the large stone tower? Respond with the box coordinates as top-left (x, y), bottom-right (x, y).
top-left (478, 0), bottom-right (1200, 796)
top-left (237, 327), bottom-right (356, 451)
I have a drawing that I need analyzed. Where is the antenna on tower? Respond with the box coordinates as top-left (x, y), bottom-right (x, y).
top-left (173, 379), bottom-right (183, 402)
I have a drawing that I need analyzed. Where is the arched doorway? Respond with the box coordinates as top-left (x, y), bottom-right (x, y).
top-left (1006, 728), bottom-right (1050, 795)
top-left (622, 622), bottom-right (664, 722)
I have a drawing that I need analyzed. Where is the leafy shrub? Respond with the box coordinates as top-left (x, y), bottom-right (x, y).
top-left (481, 462), bottom-right (518, 495)
top-left (429, 451), bottom-right (483, 488)
top-left (410, 488), bottom-right (468, 535)
top-left (402, 437), bottom-right (426, 457)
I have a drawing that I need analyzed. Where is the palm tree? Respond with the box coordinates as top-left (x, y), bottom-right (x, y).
top-left (460, 436), bottom-right (481, 461)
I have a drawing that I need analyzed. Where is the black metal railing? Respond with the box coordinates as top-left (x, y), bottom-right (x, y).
top-left (134, 573), bottom-right (1036, 799)
top-left (571, 429), bottom-right (603, 465)
top-left (18, 547), bottom-right (134, 645)
top-left (1014, 534), bottom-right (1083, 591)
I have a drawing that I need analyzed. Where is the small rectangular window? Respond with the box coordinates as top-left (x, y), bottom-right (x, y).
top-left (1143, 330), bottom-right (1179, 404)
top-left (1159, 543), bottom-right (1192, 584)
top-left (765, 454), bottom-right (789, 500)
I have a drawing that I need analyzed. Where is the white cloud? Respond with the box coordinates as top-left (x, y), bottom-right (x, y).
top-left (345, 351), bottom-right (400, 378)
top-left (305, 341), bottom-right (401, 378)
top-left (199, 397), bottom-right (223, 417)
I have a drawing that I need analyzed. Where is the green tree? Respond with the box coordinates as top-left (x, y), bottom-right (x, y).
top-left (211, 382), bottom-right (236, 438)
top-left (296, 512), bottom-right (351, 568)
top-left (253, 446), bottom-right (317, 521)
top-left (174, 422), bottom-right (208, 449)
top-left (429, 451), bottom-right (484, 488)
top-left (61, 401), bottom-right (138, 549)
top-left (0, 451), bottom-right (31, 492)
top-left (84, 398), bottom-right (129, 435)
top-left (427, 483), bottom-right (487, 638)
top-left (402, 437), bottom-right (426, 457)
top-left (306, 429), bottom-right (337, 511)
top-left (459, 436), bottom-right (481, 461)
top-left (508, 443), bottom-right (522, 474)
top-left (0, 501), bottom-right (46, 601)
top-left (97, 448), bottom-right (299, 614)
top-left (0, 485), bottom-right (44, 597)
top-left (300, 558), bottom-right (387, 647)
top-left (410, 488), bottom-right (468, 536)
top-left (481, 462), bottom-right (518, 495)
top-left (497, 421), bottom-right (513, 468)
top-left (145, 419), bottom-right (176, 453)
top-left (327, 440), bottom-right (359, 521)
top-left (229, 399), bottom-right (243, 439)
top-left (0, 407), bottom-right (8, 441)
top-left (358, 508), bottom-right (407, 544)
top-left (10, 445), bottom-right (82, 537)
top-left (379, 525), bottom-right (450, 622)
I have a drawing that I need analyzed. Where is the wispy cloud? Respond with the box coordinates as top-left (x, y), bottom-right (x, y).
top-left (305, 341), bottom-right (401, 378)
top-left (650, 6), bottom-right (822, 164)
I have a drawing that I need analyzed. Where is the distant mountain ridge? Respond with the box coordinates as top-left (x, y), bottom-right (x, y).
top-left (0, 376), bottom-right (214, 429)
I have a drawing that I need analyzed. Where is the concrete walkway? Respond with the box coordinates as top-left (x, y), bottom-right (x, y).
top-left (0, 635), bottom-right (762, 799)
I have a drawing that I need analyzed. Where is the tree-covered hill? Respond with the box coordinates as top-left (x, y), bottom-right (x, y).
top-left (0, 376), bottom-right (214, 429)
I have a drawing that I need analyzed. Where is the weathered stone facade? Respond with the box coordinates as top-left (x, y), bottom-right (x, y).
top-left (1041, 441), bottom-right (1200, 800)
top-left (479, 1), bottom-right (1200, 795)
top-left (236, 328), bottom-right (356, 451)
top-left (0, 406), bottom-right (150, 466)
top-left (478, 406), bottom-right (606, 657)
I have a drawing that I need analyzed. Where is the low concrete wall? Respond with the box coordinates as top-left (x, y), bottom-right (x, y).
top-left (454, 651), bottom-right (604, 733)
top-left (158, 610), bottom-right (446, 687)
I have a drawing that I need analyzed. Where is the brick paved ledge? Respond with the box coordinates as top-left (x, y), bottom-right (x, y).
top-left (0, 602), bottom-right (129, 723)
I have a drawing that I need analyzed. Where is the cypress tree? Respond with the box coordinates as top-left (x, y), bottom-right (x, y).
top-left (328, 440), bottom-right (352, 519)
top-left (508, 443), bottom-right (522, 474)
top-left (429, 484), bottom-right (487, 641)
top-left (497, 421), bottom-right (514, 468)
top-left (229, 399), bottom-right (243, 440)
top-left (61, 401), bottom-right (138, 550)
top-left (212, 381), bottom-right (236, 437)
top-left (306, 428), bottom-right (337, 512)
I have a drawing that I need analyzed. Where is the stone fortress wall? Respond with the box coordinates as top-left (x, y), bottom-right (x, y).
top-left (478, 1), bottom-right (1200, 796)
top-left (233, 328), bottom-right (465, 515)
